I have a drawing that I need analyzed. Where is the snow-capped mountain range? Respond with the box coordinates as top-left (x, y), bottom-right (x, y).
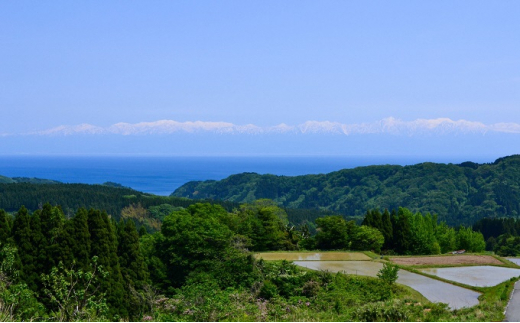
top-left (24, 117), bottom-right (520, 136)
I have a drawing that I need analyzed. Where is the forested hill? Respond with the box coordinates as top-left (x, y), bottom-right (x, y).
top-left (0, 182), bottom-right (238, 220)
top-left (0, 174), bottom-right (62, 184)
top-left (172, 155), bottom-right (520, 226)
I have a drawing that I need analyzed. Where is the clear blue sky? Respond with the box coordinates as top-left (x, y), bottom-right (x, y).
top-left (1, 1), bottom-right (519, 156)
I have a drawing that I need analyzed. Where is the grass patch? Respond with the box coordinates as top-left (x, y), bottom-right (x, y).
top-left (363, 250), bottom-right (380, 259)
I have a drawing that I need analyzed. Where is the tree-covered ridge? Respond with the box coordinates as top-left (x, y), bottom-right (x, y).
top-left (172, 155), bottom-right (520, 225)
top-left (0, 182), bottom-right (239, 221)
top-left (0, 175), bottom-right (61, 184)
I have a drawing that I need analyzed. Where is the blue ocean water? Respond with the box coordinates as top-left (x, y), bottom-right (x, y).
top-left (0, 155), bottom-right (489, 196)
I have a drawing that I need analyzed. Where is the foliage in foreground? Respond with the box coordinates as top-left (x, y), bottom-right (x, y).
top-left (0, 201), bottom-right (514, 321)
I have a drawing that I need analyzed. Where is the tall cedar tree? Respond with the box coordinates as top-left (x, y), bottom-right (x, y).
top-left (29, 210), bottom-right (47, 292)
top-left (12, 206), bottom-right (35, 288)
top-left (0, 209), bottom-right (10, 244)
top-left (381, 209), bottom-right (393, 250)
top-left (389, 209), bottom-right (398, 250)
top-left (118, 220), bottom-right (149, 320)
top-left (393, 208), bottom-right (413, 254)
top-left (361, 210), bottom-right (372, 227)
top-left (362, 210), bottom-right (383, 231)
top-left (71, 208), bottom-right (91, 270)
top-left (118, 220), bottom-right (148, 287)
top-left (87, 209), bottom-right (128, 319)
top-left (39, 204), bottom-right (67, 271)
top-left (56, 219), bottom-right (76, 266)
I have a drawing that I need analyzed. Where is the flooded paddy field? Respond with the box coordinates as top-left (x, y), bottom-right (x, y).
top-left (390, 255), bottom-right (503, 266)
top-left (294, 260), bottom-right (381, 276)
top-left (507, 258), bottom-right (520, 266)
top-left (294, 261), bottom-right (480, 309)
top-left (254, 252), bottom-right (370, 261)
top-left (420, 266), bottom-right (520, 287)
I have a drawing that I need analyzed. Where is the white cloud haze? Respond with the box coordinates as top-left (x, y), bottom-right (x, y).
top-left (25, 117), bottom-right (520, 136)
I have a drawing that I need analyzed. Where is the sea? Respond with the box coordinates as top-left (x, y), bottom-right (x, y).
top-left (0, 155), bottom-right (495, 196)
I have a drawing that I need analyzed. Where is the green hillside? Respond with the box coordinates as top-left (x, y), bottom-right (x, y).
top-left (0, 175), bottom-right (61, 184)
top-left (0, 175), bottom-right (15, 184)
top-left (0, 182), bottom-right (238, 220)
top-left (172, 155), bottom-right (520, 225)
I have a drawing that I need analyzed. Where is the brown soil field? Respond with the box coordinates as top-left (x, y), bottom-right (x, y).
top-left (390, 255), bottom-right (503, 266)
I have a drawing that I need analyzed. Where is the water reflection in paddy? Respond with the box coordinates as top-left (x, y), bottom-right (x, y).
top-left (420, 266), bottom-right (520, 287)
top-left (294, 261), bottom-right (480, 309)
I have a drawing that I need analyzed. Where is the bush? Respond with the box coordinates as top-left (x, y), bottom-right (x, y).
top-left (377, 262), bottom-right (399, 286)
top-left (259, 281), bottom-right (278, 300)
top-left (355, 301), bottom-right (410, 322)
top-left (302, 280), bottom-right (321, 297)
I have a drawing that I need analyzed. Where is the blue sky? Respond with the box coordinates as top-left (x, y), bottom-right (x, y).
top-left (1, 1), bottom-right (520, 156)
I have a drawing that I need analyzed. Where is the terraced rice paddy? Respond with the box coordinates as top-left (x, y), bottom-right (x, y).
top-left (507, 258), bottom-right (520, 266)
top-left (293, 261), bottom-right (481, 309)
top-left (420, 266), bottom-right (520, 287)
top-left (254, 252), bottom-right (370, 261)
top-left (390, 255), bottom-right (503, 266)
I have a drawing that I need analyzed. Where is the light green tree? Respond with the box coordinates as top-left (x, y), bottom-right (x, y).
top-left (41, 257), bottom-right (109, 322)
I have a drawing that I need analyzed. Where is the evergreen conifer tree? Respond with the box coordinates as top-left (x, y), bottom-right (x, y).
top-left (118, 220), bottom-right (149, 320)
top-left (56, 219), bottom-right (76, 266)
top-left (393, 208), bottom-right (413, 254)
top-left (71, 208), bottom-right (91, 269)
top-left (381, 209), bottom-right (393, 250)
top-left (12, 206), bottom-right (35, 288)
top-left (362, 210), bottom-right (373, 227)
top-left (0, 209), bottom-right (10, 244)
top-left (88, 209), bottom-right (128, 319)
top-left (28, 210), bottom-right (47, 291)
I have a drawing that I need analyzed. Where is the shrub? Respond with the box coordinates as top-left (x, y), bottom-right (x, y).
top-left (302, 280), bottom-right (321, 297)
top-left (259, 281), bottom-right (278, 300)
top-left (377, 262), bottom-right (399, 286)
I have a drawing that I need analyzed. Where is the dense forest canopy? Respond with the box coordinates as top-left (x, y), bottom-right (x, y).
top-left (0, 182), bottom-right (239, 221)
top-left (0, 181), bottom-right (339, 232)
top-left (172, 155), bottom-right (520, 226)
top-left (0, 200), bottom-right (491, 321)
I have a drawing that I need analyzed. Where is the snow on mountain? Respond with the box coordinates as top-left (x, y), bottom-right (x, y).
top-left (25, 118), bottom-right (520, 136)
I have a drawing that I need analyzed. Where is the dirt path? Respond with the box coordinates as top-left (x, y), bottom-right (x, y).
top-left (390, 255), bottom-right (503, 266)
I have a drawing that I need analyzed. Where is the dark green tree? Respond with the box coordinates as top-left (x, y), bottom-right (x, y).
top-left (0, 209), bottom-right (10, 244)
top-left (315, 216), bottom-right (350, 250)
top-left (117, 220), bottom-right (149, 320)
top-left (12, 206), bottom-right (34, 288)
top-left (159, 203), bottom-right (256, 290)
top-left (71, 208), bottom-right (91, 269)
top-left (28, 210), bottom-right (46, 292)
top-left (381, 209), bottom-right (393, 250)
top-left (236, 200), bottom-right (291, 251)
top-left (88, 209), bottom-right (127, 319)
top-left (56, 219), bottom-right (76, 267)
top-left (393, 208), bottom-right (412, 254)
